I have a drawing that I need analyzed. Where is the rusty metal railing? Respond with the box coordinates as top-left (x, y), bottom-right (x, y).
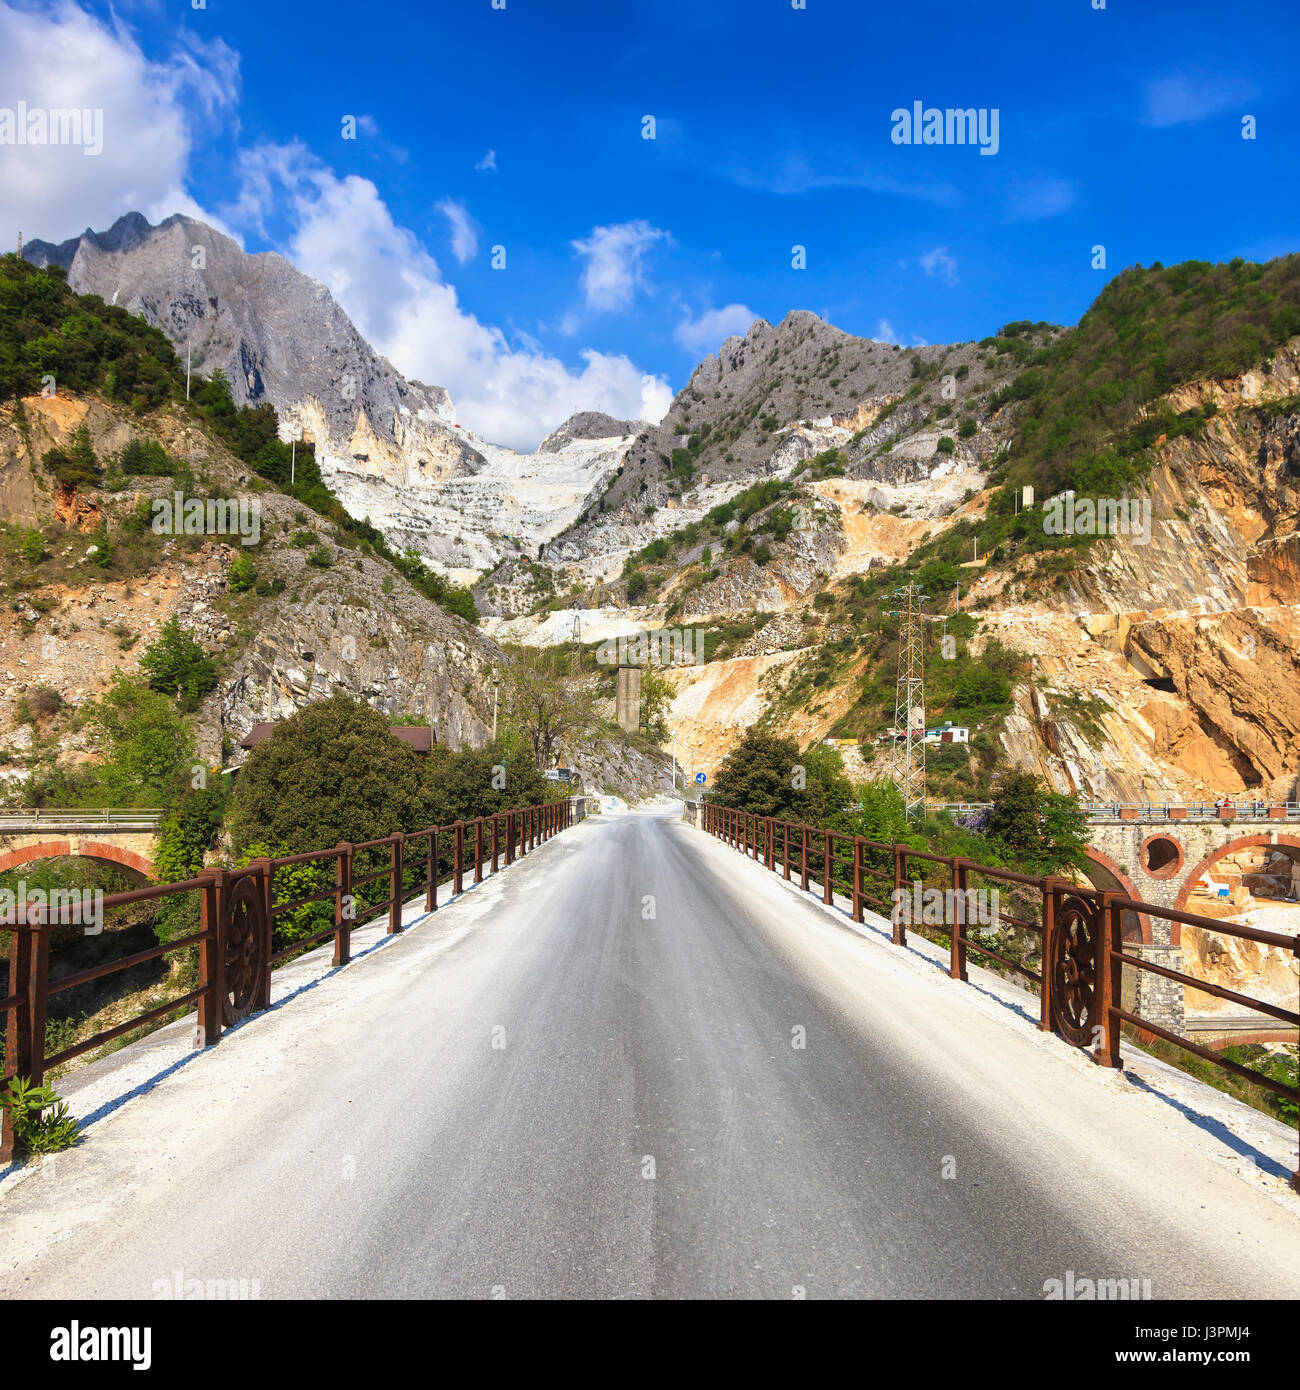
top-left (701, 801), bottom-right (1300, 1192)
top-left (1, 799), bottom-right (572, 1160)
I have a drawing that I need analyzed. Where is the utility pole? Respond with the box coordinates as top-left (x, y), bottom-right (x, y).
top-left (290, 438), bottom-right (296, 487)
top-left (186, 344), bottom-right (192, 401)
top-left (491, 671), bottom-right (500, 743)
top-left (885, 584), bottom-right (929, 820)
top-left (570, 609), bottom-right (582, 676)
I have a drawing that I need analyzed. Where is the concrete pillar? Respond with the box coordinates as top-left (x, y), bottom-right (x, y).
top-left (615, 666), bottom-right (642, 733)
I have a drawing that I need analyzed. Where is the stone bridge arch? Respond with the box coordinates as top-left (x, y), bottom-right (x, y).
top-left (0, 837), bottom-right (154, 885)
top-left (1174, 834), bottom-right (1300, 912)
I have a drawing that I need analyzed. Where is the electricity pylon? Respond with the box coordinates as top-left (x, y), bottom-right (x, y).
top-left (570, 609), bottom-right (583, 675)
top-left (886, 584), bottom-right (928, 820)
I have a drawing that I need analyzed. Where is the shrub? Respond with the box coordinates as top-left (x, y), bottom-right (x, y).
top-left (227, 553), bottom-right (257, 593)
top-left (119, 437), bottom-right (175, 476)
top-left (1, 1076), bottom-right (79, 1155)
top-left (139, 618), bottom-right (217, 709)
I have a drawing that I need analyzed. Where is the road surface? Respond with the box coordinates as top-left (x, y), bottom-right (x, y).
top-left (2, 805), bottom-right (1299, 1299)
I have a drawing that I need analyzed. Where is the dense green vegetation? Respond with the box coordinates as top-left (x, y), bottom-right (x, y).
top-left (0, 254), bottom-right (177, 409)
top-left (996, 255), bottom-right (1300, 498)
top-left (0, 254), bottom-right (478, 624)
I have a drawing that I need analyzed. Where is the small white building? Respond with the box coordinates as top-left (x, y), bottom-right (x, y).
top-left (924, 722), bottom-right (969, 746)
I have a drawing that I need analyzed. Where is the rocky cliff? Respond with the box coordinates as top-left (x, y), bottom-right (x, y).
top-left (23, 212), bottom-right (483, 492)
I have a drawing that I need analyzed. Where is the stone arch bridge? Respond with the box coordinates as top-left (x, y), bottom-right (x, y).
top-left (0, 809), bottom-right (161, 884)
top-left (1081, 803), bottom-right (1300, 1042)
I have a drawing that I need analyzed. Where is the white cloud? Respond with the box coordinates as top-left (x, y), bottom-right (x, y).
top-left (226, 145), bottom-right (671, 449)
top-left (920, 246), bottom-right (958, 286)
top-left (572, 219), bottom-right (670, 311)
top-left (674, 303), bottom-right (757, 354)
top-left (1142, 72), bottom-right (1254, 128)
top-left (1006, 177), bottom-right (1077, 221)
top-left (435, 197), bottom-right (478, 264)
top-left (873, 319), bottom-right (897, 343)
top-left (0, 0), bottom-right (237, 250)
top-left (474, 148), bottom-right (497, 171)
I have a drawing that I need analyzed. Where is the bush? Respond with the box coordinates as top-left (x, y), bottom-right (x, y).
top-left (139, 618), bottom-right (217, 709)
top-left (42, 423), bottom-right (100, 490)
top-left (958, 417), bottom-right (978, 439)
top-left (119, 437), bottom-right (174, 476)
top-left (20, 527), bottom-right (44, 565)
top-left (227, 553), bottom-right (257, 593)
top-left (1, 1076), bottom-right (79, 1155)
top-left (936, 436), bottom-right (956, 455)
top-left (225, 695), bottom-right (429, 856)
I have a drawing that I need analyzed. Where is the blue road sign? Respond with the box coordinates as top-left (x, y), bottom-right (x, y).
top-left (695, 772), bottom-right (707, 785)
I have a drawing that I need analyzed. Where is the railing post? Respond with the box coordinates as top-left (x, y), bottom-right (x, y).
top-left (505, 812), bottom-right (515, 866)
top-left (783, 823), bottom-right (791, 880)
top-left (491, 815), bottom-right (500, 873)
top-left (2, 908), bottom-right (35, 1161)
top-left (253, 860), bottom-right (273, 1011)
top-left (335, 843), bottom-right (353, 965)
top-left (454, 821), bottom-right (464, 894)
top-left (197, 872), bottom-right (222, 1045)
top-left (428, 829), bottom-right (438, 912)
top-left (474, 818), bottom-right (484, 884)
top-left (823, 831), bottom-right (833, 905)
top-left (1039, 876), bottom-right (1056, 1033)
top-left (892, 844), bottom-right (906, 947)
top-left (801, 825), bottom-right (809, 892)
top-left (949, 857), bottom-right (968, 981)
top-left (852, 838), bottom-right (865, 923)
top-left (389, 834), bottom-right (404, 934)
top-left (1094, 891), bottom-right (1123, 1070)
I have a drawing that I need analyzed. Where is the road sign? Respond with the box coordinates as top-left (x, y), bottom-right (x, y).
top-left (695, 772), bottom-right (706, 785)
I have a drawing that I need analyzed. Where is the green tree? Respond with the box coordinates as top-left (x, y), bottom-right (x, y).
top-left (84, 678), bottom-right (195, 806)
top-left (139, 618), bottom-right (217, 710)
top-left (708, 728), bottom-right (852, 827)
top-left (421, 739), bottom-right (551, 825)
top-left (639, 669), bottom-right (673, 741)
top-left (153, 785), bottom-right (227, 882)
top-left (986, 769), bottom-right (1089, 876)
top-left (225, 695), bottom-right (429, 856)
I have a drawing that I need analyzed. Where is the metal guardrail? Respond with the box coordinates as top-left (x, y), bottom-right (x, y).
top-left (1, 799), bottom-right (574, 1161)
top-left (0, 808), bottom-right (165, 828)
top-left (701, 800), bottom-right (1300, 1195)
top-left (925, 801), bottom-right (1300, 823)
top-left (1079, 802), bottom-right (1300, 822)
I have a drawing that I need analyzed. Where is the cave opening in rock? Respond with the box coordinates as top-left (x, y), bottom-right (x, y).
top-left (1142, 676), bottom-right (1178, 693)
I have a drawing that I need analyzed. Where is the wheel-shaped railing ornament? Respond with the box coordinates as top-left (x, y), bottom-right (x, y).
top-left (222, 873), bottom-right (266, 1025)
top-left (1049, 889), bottom-right (1101, 1046)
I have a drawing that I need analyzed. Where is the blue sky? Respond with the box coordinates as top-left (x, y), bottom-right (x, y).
top-left (2, 0), bottom-right (1298, 446)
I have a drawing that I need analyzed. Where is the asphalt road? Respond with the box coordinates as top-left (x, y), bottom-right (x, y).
top-left (3, 805), bottom-right (1299, 1299)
